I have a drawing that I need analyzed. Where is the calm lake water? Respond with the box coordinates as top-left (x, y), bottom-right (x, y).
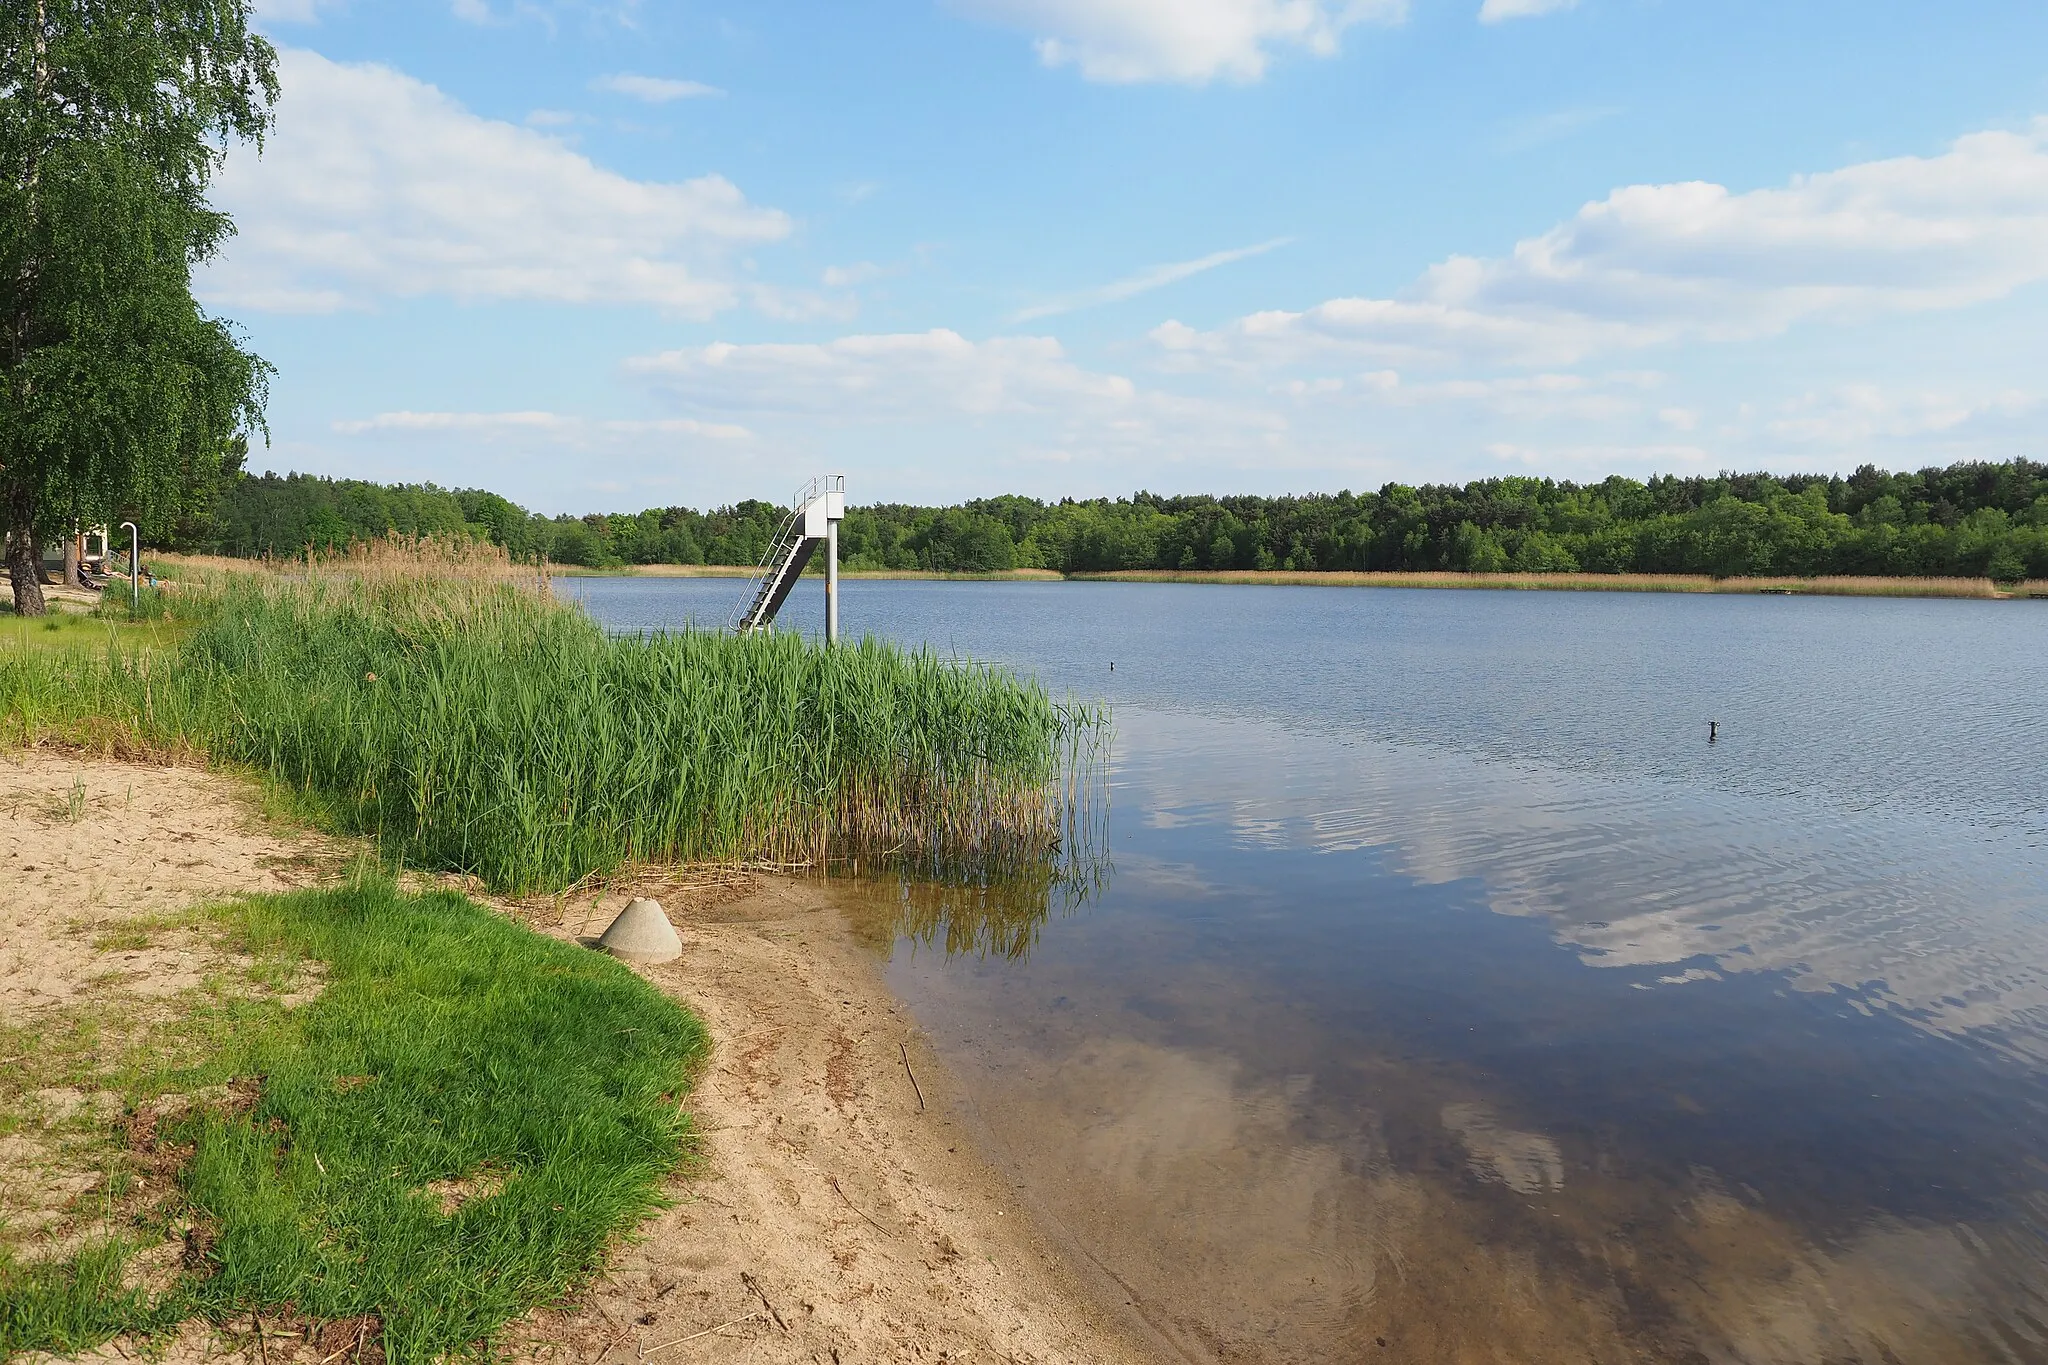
top-left (567, 575), bottom-right (2048, 1365)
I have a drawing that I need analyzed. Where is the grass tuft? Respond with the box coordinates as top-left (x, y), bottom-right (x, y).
top-left (0, 1242), bottom-right (158, 1357)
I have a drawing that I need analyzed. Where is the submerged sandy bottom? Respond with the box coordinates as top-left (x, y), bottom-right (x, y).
top-left (888, 948), bottom-right (2048, 1365)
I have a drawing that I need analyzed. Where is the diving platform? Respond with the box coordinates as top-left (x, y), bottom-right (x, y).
top-left (730, 475), bottom-right (845, 641)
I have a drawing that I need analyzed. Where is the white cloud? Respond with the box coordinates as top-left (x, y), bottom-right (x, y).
top-left (821, 262), bottom-right (886, 288)
top-left (1759, 384), bottom-right (2038, 448)
top-left (202, 49), bottom-right (789, 315)
top-left (1276, 368), bottom-right (1658, 423)
top-left (621, 329), bottom-right (1287, 474)
top-left (1478, 0), bottom-right (1577, 22)
top-left (953, 0), bottom-right (1405, 84)
top-left (591, 73), bottom-right (723, 103)
top-left (336, 411), bottom-right (566, 434)
top-left (626, 330), bottom-right (1138, 416)
top-left (334, 411), bottom-right (753, 441)
top-left (1013, 238), bottom-right (1292, 321)
top-left (1155, 121), bottom-right (2048, 371)
top-left (451, 0), bottom-right (491, 20)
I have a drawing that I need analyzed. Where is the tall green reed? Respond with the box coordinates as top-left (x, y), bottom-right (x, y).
top-left (3, 562), bottom-right (1103, 895)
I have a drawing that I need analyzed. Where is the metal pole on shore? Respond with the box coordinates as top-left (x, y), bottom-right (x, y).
top-left (120, 522), bottom-right (138, 613)
top-left (825, 515), bottom-right (839, 644)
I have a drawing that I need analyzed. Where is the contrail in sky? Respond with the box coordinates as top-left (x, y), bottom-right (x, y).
top-left (1011, 237), bottom-right (1293, 322)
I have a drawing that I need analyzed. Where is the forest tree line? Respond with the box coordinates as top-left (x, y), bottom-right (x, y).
top-left (197, 459), bottom-right (2048, 581)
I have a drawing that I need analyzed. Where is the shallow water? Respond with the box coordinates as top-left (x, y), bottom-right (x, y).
top-left (569, 576), bottom-right (2048, 1364)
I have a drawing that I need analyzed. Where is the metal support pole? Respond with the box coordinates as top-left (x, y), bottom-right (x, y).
top-left (825, 516), bottom-right (839, 645)
top-left (120, 522), bottom-right (138, 612)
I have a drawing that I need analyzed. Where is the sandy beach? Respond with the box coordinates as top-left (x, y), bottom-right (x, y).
top-left (0, 749), bottom-right (1151, 1364)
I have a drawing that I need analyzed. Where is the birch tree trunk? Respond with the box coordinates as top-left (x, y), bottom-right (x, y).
top-left (4, 505), bottom-right (45, 616)
top-left (4, 0), bottom-right (51, 615)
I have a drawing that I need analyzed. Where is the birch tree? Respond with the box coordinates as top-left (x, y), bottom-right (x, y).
top-left (1, 0), bottom-right (275, 614)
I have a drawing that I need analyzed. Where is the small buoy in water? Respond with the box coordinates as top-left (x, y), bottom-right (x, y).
top-left (1110, 662), bottom-right (1114, 671)
top-left (1709, 720), bottom-right (1719, 742)
top-left (597, 897), bottom-right (681, 964)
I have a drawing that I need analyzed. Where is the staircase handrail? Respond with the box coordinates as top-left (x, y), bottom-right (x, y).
top-left (727, 477), bottom-right (821, 632)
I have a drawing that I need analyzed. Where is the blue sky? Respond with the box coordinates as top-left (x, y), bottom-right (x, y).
top-left (217, 0), bottom-right (2048, 513)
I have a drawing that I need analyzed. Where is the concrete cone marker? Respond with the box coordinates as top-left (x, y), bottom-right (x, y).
top-left (598, 897), bottom-right (682, 964)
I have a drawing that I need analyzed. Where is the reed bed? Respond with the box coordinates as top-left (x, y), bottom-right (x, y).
top-left (5, 542), bottom-right (1103, 894)
top-left (1069, 569), bottom-right (2045, 598)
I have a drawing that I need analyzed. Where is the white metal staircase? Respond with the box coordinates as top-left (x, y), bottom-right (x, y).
top-left (729, 475), bottom-right (846, 636)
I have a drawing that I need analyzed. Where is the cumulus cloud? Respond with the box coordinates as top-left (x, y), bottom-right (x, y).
top-left (1154, 121), bottom-right (2048, 370)
top-left (591, 73), bottom-right (723, 103)
top-left (953, 0), bottom-right (1405, 84)
top-left (1478, 0), bottom-right (1577, 22)
top-left (201, 49), bottom-right (789, 315)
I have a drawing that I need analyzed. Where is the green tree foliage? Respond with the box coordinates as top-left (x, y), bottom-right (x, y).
top-left (202, 459), bottom-right (2048, 582)
top-left (1, 0), bottom-right (276, 614)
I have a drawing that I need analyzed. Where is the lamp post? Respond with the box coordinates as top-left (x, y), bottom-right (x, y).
top-left (120, 522), bottom-right (139, 613)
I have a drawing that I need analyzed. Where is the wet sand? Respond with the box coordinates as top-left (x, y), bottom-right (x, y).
top-left (510, 874), bottom-right (1157, 1364)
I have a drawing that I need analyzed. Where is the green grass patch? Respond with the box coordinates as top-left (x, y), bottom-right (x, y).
top-left (0, 878), bottom-right (708, 1362)
top-left (0, 1244), bottom-right (157, 1358)
top-left (0, 610), bottom-right (183, 657)
top-left (90, 926), bottom-right (154, 953)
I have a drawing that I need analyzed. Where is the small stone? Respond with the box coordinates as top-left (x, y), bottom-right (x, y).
top-left (597, 898), bottom-right (681, 964)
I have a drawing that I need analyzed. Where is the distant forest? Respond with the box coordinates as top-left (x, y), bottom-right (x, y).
top-left (199, 460), bottom-right (2048, 581)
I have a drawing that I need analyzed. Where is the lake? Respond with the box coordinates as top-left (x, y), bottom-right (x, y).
top-left (566, 575), bottom-right (2048, 1364)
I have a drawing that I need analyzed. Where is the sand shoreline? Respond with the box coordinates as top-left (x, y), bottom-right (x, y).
top-left (509, 871), bottom-right (1156, 1364)
top-left (0, 751), bottom-right (1151, 1364)
top-left (547, 563), bottom-right (2045, 599)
